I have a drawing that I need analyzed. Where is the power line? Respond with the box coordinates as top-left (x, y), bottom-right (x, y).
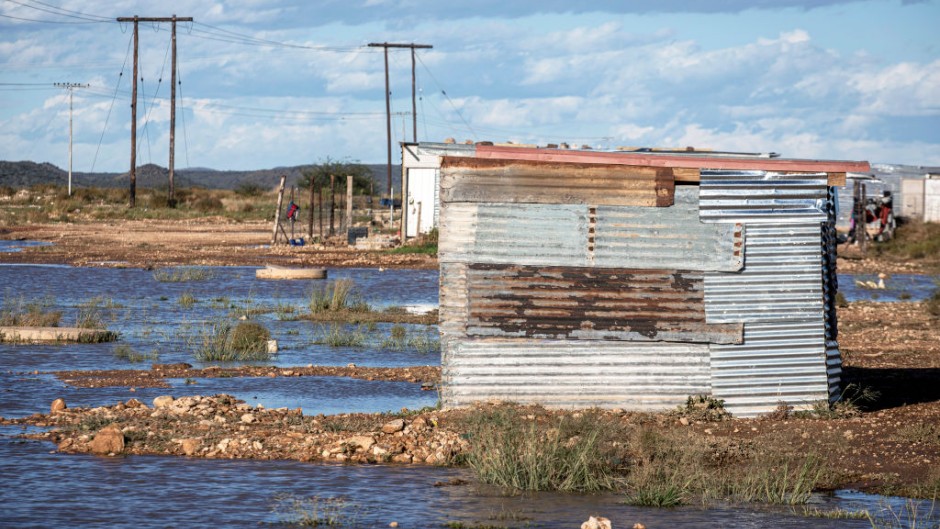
top-left (4, 0), bottom-right (110, 22)
top-left (415, 52), bottom-right (476, 139)
top-left (0, 12), bottom-right (102, 24)
top-left (91, 33), bottom-right (133, 173)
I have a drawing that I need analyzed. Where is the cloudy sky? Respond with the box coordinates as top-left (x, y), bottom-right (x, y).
top-left (1, 0), bottom-right (937, 172)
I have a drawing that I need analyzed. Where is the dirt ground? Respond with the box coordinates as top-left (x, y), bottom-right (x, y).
top-left (0, 219), bottom-right (436, 269)
top-left (1, 218), bottom-right (938, 497)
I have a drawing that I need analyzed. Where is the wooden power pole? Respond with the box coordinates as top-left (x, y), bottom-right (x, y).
top-left (117, 15), bottom-right (192, 208)
top-left (366, 42), bottom-right (432, 198)
top-left (54, 82), bottom-right (89, 197)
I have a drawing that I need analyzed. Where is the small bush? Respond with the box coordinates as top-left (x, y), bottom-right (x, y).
top-left (229, 321), bottom-right (270, 353)
top-left (194, 319), bottom-right (273, 361)
top-left (671, 395), bottom-right (731, 423)
top-left (927, 288), bottom-right (940, 318)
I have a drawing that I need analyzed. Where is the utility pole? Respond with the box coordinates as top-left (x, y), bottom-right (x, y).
top-left (54, 82), bottom-right (88, 197)
top-left (168, 14), bottom-right (179, 207)
top-left (367, 42), bottom-right (432, 199)
top-left (117, 15), bottom-right (192, 208)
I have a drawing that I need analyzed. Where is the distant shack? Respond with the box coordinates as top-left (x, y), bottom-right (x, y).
top-left (438, 145), bottom-right (869, 417)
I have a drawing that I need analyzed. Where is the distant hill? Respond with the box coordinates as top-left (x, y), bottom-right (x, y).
top-left (0, 161), bottom-right (402, 194)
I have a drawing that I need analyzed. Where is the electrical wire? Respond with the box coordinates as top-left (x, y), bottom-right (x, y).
top-left (139, 37), bottom-right (172, 166)
top-left (177, 61), bottom-right (190, 169)
top-left (91, 33), bottom-right (132, 172)
top-left (0, 12), bottom-right (101, 24)
top-left (20, 0), bottom-right (112, 21)
top-left (4, 0), bottom-right (110, 22)
top-left (415, 52), bottom-right (476, 139)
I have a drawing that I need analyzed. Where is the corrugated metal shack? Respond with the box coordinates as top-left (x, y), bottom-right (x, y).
top-left (439, 145), bottom-right (869, 417)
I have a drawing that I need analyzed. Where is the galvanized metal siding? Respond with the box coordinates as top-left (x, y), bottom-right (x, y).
top-left (463, 264), bottom-right (742, 344)
top-left (595, 187), bottom-right (743, 271)
top-left (441, 157), bottom-right (675, 207)
top-left (443, 340), bottom-right (711, 410)
top-left (700, 171), bottom-right (828, 224)
top-left (439, 203), bottom-right (590, 267)
top-left (704, 224), bottom-right (824, 323)
top-left (709, 321), bottom-right (829, 417)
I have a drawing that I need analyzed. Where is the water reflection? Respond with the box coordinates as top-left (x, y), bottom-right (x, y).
top-left (0, 436), bottom-right (885, 528)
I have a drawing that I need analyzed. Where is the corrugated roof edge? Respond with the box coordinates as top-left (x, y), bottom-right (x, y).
top-left (474, 144), bottom-right (869, 186)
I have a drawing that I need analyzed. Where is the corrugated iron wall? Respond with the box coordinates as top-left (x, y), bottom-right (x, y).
top-left (442, 341), bottom-right (711, 410)
top-left (440, 160), bottom-right (839, 417)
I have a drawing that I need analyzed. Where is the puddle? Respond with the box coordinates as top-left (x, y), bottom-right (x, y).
top-left (0, 435), bottom-right (899, 528)
top-left (838, 273), bottom-right (938, 302)
top-left (0, 371), bottom-right (436, 420)
top-left (0, 240), bottom-right (53, 252)
top-left (0, 265), bottom-right (440, 373)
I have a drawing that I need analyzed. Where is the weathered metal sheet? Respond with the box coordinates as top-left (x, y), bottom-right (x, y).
top-left (440, 157), bottom-right (675, 207)
top-left (699, 171), bottom-right (829, 224)
top-left (709, 321), bottom-right (829, 417)
top-left (826, 340), bottom-right (842, 403)
top-left (442, 340), bottom-right (711, 410)
top-left (473, 144), bottom-right (870, 181)
top-left (439, 262), bottom-right (469, 339)
top-left (595, 186), bottom-right (744, 271)
top-left (704, 224), bottom-right (824, 323)
top-left (439, 202), bottom-right (590, 267)
top-left (464, 264), bottom-right (742, 344)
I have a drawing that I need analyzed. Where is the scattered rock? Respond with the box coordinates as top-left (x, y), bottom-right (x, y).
top-left (50, 398), bottom-right (67, 414)
top-left (343, 436), bottom-right (375, 451)
top-left (581, 516), bottom-right (612, 529)
top-left (389, 523), bottom-right (398, 528)
top-left (633, 524), bottom-right (647, 529)
top-left (382, 419), bottom-right (405, 434)
top-left (89, 424), bottom-right (125, 455)
top-left (180, 438), bottom-right (199, 456)
top-left (240, 413), bottom-right (256, 424)
top-left (153, 395), bottom-right (174, 409)
top-left (267, 340), bottom-right (278, 353)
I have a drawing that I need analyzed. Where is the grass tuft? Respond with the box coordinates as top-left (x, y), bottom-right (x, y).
top-left (461, 406), bottom-right (616, 493)
top-left (313, 324), bottom-right (365, 347)
top-left (193, 319), bottom-right (273, 361)
top-left (153, 266), bottom-right (216, 283)
top-left (270, 494), bottom-right (358, 527)
top-left (0, 294), bottom-right (61, 327)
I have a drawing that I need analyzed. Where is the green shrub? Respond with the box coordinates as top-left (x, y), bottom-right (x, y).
top-left (309, 279), bottom-right (367, 313)
top-left (194, 319), bottom-right (273, 361)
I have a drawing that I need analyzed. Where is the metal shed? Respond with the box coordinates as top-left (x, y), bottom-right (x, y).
top-left (438, 145), bottom-right (869, 417)
top-left (400, 142), bottom-right (476, 238)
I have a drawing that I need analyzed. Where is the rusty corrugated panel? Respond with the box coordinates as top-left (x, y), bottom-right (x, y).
top-left (464, 264), bottom-right (742, 344)
top-left (704, 223), bottom-right (824, 323)
top-left (439, 202), bottom-right (590, 267)
top-left (442, 340), bottom-right (711, 410)
top-left (595, 186), bottom-right (744, 271)
top-left (699, 171), bottom-right (829, 223)
top-left (709, 321), bottom-right (829, 417)
top-left (440, 157), bottom-right (675, 207)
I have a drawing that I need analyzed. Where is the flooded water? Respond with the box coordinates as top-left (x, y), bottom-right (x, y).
top-left (5, 430), bottom-right (920, 528)
top-left (0, 239), bottom-right (53, 252)
top-left (1, 264), bottom-right (937, 527)
top-left (839, 273), bottom-right (939, 302)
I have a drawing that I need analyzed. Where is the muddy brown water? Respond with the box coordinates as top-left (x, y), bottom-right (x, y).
top-left (1, 264), bottom-right (938, 527)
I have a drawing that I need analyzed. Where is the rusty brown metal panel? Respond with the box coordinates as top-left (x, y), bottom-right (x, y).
top-left (473, 144), bottom-right (871, 180)
top-left (440, 157), bottom-right (674, 207)
top-left (463, 264), bottom-right (742, 344)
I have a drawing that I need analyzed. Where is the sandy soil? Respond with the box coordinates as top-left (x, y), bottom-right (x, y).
top-left (0, 219), bottom-right (436, 269)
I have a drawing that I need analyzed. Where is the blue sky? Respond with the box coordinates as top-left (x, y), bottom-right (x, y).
top-left (1, 0), bottom-right (937, 172)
